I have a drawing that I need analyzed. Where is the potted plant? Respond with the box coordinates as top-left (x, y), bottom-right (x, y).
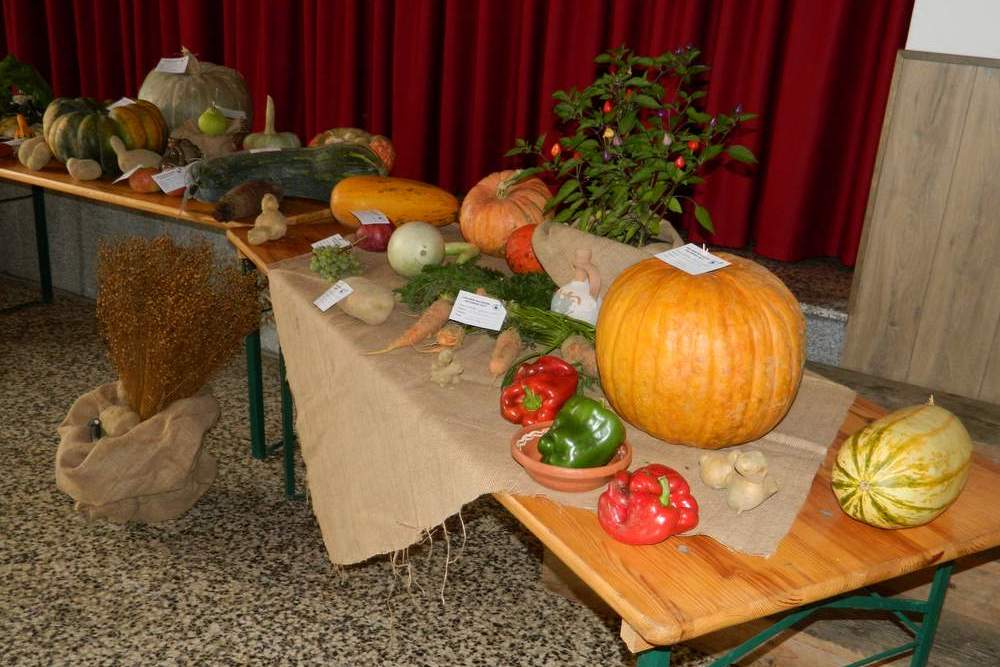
top-left (55, 237), bottom-right (259, 523)
top-left (507, 45), bottom-right (756, 247)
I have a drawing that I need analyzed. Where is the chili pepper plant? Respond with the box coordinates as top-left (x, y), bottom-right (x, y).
top-left (507, 45), bottom-right (757, 246)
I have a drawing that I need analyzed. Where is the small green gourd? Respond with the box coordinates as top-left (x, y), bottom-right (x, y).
top-left (243, 95), bottom-right (301, 150)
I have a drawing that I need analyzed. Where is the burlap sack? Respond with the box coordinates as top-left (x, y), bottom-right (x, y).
top-left (55, 382), bottom-right (219, 524)
top-left (531, 221), bottom-right (682, 299)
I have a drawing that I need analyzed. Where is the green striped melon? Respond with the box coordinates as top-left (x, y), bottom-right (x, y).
top-left (832, 402), bottom-right (972, 529)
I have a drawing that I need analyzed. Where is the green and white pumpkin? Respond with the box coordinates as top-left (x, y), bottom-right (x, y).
top-left (832, 401), bottom-right (972, 529)
top-left (138, 48), bottom-right (251, 131)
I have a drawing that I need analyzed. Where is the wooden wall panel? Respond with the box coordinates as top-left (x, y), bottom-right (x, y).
top-left (907, 67), bottom-right (1000, 395)
top-left (843, 51), bottom-right (1000, 403)
top-left (842, 54), bottom-right (977, 380)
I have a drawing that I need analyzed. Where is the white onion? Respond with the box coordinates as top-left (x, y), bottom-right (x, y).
top-left (386, 221), bottom-right (445, 277)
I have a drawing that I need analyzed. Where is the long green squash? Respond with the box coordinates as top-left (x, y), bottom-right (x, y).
top-left (187, 144), bottom-right (386, 202)
top-left (831, 402), bottom-right (972, 529)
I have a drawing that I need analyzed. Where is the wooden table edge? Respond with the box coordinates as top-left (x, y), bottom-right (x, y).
top-left (493, 396), bottom-right (1000, 648)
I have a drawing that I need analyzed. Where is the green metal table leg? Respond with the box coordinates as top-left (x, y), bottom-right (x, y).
top-left (31, 186), bottom-right (53, 304)
top-left (279, 350), bottom-right (302, 499)
top-left (243, 258), bottom-right (267, 460)
top-left (910, 562), bottom-right (953, 666)
top-left (637, 646), bottom-right (670, 666)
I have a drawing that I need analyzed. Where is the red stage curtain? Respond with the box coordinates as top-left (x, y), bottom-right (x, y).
top-left (0, 0), bottom-right (913, 266)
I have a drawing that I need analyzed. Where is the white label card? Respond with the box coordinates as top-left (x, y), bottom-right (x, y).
top-left (248, 147), bottom-right (281, 153)
top-left (449, 290), bottom-right (506, 331)
top-left (151, 167), bottom-right (190, 193)
top-left (113, 165), bottom-right (142, 183)
top-left (107, 97), bottom-right (135, 109)
top-left (3, 138), bottom-right (26, 147)
top-left (352, 209), bottom-right (391, 226)
top-left (155, 56), bottom-right (190, 74)
top-left (313, 281), bottom-right (354, 312)
top-left (311, 234), bottom-right (350, 249)
top-left (215, 105), bottom-right (246, 120)
top-left (655, 243), bottom-right (730, 275)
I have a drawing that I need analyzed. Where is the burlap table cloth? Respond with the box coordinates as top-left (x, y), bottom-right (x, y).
top-left (268, 251), bottom-right (856, 565)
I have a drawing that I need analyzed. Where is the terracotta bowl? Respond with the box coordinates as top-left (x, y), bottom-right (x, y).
top-left (510, 420), bottom-right (632, 493)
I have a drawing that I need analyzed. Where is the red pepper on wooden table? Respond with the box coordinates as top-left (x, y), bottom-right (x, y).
top-left (500, 356), bottom-right (579, 426)
top-left (597, 464), bottom-right (699, 545)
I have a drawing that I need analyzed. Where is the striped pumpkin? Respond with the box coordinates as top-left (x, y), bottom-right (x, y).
top-left (832, 403), bottom-right (972, 529)
top-left (108, 100), bottom-right (168, 153)
top-left (595, 255), bottom-right (805, 449)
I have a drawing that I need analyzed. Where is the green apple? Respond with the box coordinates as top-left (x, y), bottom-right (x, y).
top-left (197, 105), bottom-right (228, 136)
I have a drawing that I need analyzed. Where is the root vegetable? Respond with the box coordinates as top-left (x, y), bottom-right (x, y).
top-left (434, 322), bottom-right (465, 348)
top-left (430, 349), bottom-right (463, 387)
top-left (734, 450), bottom-right (768, 481)
top-left (699, 451), bottom-right (739, 489)
top-left (66, 158), bottom-right (102, 181)
top-left (213, 180), bottom-right (283, 221)
top-left (727, 474), bottom-right (779, 514)
top-left (128, 167), bottom-right (160, 193)
top-left (489, 328), bottom-right (523, 379)
top-left (18, 136), bottom-right (50, 170)
top-left (560, 334), bottom-right (598, 377)
top-left (367, 296), bottom-right (452, 354)
top-left (17, 136), bottom-right (44, 165)
top-left (247, 193), bottom-right (287, 245)
top-left (337, 277), bottom-right (395, 325)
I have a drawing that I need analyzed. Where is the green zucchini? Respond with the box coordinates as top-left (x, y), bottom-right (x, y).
top-left (187, 144), bottom-right (387, 202)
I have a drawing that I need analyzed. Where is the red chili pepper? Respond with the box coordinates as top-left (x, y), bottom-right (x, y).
top-left (602, 100), bottom-right (613, 114)
top-left (687, 139), bottom-right (699, 151)
top-left (500, 356), bottom-right (579, 426)
top-left (597, 464), bottom-right (699, 545)
top-left (626, 89), bottom-right (634, 98)
top-left (674, 156), bottom-right (686, 169)
top-left (572, 151), bottom-right (582, 161)
top-left (550, 143), bottom-right (562, 158)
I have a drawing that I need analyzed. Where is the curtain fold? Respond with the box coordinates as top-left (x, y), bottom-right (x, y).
top-left (0, 0), bottom-right (913, 265)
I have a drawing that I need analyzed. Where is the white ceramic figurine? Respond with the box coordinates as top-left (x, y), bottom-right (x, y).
top-left (551, 248), bottom-right (602, 325)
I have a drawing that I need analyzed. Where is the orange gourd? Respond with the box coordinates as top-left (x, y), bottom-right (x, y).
top-left (595, 255), bottom-right (805, 449)
top-left (330, 175), bottom-right (458, 229)
top-left (459, 170), bottom-right (549, 256)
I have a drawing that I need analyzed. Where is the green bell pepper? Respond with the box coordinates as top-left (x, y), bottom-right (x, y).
top-left (537, 395), bottom-right (626, 468)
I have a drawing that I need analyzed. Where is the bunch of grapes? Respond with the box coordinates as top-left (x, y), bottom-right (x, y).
top-left (310, 246), bottom-right (362, 283)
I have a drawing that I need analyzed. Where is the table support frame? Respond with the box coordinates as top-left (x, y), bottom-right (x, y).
top-left (637, 561), bottom-right (953, 667)
top-left (241, 259), bottom-right (303, 500)
top-left (0, 185), bottom-right (53, 312)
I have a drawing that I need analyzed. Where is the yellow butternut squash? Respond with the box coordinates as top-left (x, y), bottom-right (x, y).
top-left (330, 175), bottom-right (458, 229)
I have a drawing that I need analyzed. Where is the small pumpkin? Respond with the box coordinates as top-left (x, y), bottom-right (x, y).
top-left (330, 175), bottom-right (458, 229)
top-left (505, 224), bottom-right (543, 274)
top-left (43, 98), bottom-right (121, 174)
top-left (595, 255), bottom-right (805, 448)
top-left (243, 95), bottom-right (301, 150)
top-left (832, 401), bottom-right (972, 529)
top-left (459, 170), bottom-right (550, 256)
top-left (308, 127), bottom-right (395, 172)
top-left (138, 47), bottom-right (252, 131)
top-left (108, 100), bottom-right (168, 153)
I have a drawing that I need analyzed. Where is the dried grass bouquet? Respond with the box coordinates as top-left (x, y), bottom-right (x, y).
top-left (96, 236), bottom-right (260, 420)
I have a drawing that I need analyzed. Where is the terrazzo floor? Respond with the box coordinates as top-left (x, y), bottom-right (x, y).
top-left (0, 279), bottom-right (713, 666)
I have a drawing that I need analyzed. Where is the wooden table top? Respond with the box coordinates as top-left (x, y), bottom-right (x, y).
top-left (226, 223), bottom-right (1000, 650)
top-left (226, 221), bottom-right (352, 273)
top-left (0, 161), bottom-right (333, 230)
top-left (497, 397), bottom-right (1000, 648)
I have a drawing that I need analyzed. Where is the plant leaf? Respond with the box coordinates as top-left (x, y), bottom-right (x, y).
top-left (667, 197), bottom-right (682, 214)
top-left (694, 205), bottom-right (714, 233)
top-left (726, 145), bottom-right (757, 164)
top-left (633, 94), bottom-right (660, 109)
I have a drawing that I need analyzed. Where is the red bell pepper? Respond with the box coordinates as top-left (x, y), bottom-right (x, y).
top-left (500, 355), bottom-right (579, 426)
top-left (597, 464), bottom-right (699, 545)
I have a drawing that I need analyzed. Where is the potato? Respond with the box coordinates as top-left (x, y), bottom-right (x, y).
top-left (24, 142), bottom-right (52, 171)
top-left (337, 276), bottom-right (395, 325)
top-left (17, 136), bottom-right (46, 168)
top-left (66, 158), bottom-right (102, 181)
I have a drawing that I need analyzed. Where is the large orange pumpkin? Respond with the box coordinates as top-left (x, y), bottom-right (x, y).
top-left (595, 255), bottom-right (805, 449)
top-left (459, 170), bottom-right (549, 256)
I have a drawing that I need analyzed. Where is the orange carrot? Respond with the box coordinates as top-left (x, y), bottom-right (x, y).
top-left (367, 296), bottom-right (453, 354)
top-left (489, 327), bottom-right (523, 378)
top-left (14, 114), bottom-right (33, 140)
